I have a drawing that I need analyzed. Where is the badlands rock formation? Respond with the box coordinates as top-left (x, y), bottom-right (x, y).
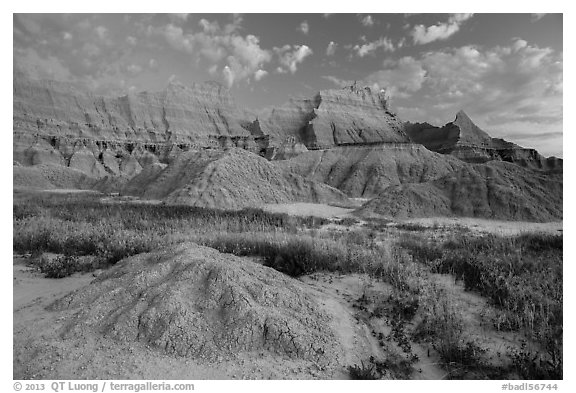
top-left (358, 161), bottom-right (563, 221)
top-left (13, 72), bottom-right (563, 221)
top-left (122, 148), bottom-right (350, 209)
top-left (258, 84), bottom-right (409, 148)
top-left (13, 72), bottom-right (268, 186)
top-left (405, 111), bottom-right (562, 171)
top-left (277, 144), bottom-right (466, 198)
top-left (50, 243), bottom-right (341, 363)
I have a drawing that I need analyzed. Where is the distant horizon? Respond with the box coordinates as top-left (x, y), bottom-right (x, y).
top-left (14, 13), bottom-right (562, 157)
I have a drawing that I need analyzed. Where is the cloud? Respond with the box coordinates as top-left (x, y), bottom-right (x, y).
top-left (326, 41), bottom-right (337, 56)
top-left (411, 13), bottom-right (474, 45)
top-left (148, 58), bottom-right (158, 70)
top-left (125, 64), bottom-right (143, 76)
top-left (95, 25), bottom-right (108, 40)
top-left (322, 75), bottom-right (354, 87)
top-left (360, 15), bottom-right (374, 27)
top-left (369, 38), bottom-right (562, 155)
top-left (353, 37), bottom-right (395, 57)
top-left (160, 20), bottom-right (271, 87)
top-left (254, 69), bottom-right (268, 81)
top-left (298, 21), bottom-right (309, 35)
top-left (363, 56), bottom-right (427, 97)
top-left (531, 13), bottom-right (547, 22)
top-left (274, 44), bottom-right (313, 73)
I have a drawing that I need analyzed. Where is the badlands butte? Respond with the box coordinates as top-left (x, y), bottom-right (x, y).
top-left (13, 73), bottom-right (563, 221)
top-left (13, 73), bottom-right (564, 380)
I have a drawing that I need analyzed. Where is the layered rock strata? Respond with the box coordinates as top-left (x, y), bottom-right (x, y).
top-left (405, 111), bottom-right (562, 171)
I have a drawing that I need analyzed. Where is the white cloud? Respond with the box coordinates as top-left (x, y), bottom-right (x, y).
top-left (274, 44), bottom-right (313, 74)
top-left (160, 20), bottom-right (271, 87)
top-left (380, 39), bottom-right (562, 155)
top-left (95, 25), bottom-right (108, 40)
top-left (411, 13), bottom-right (474, 45)
top-left (364, 56), bottom-right (427, 97)
top-left (126, 36), bottom-right (137, 45)
top-left (531, 13), bottom-right (547, 22)
top-left (298, 21), bottom-right (309, 35)
top-left (254, 69), bottom-right (268, 81)
top-left (353, 37), bottom-right (395, 57)
top-left (326, 41), bottom-right (337, 56)
top-left (63, 32), bottom-right (72, 41)
top-left (199, 19), bottom-right (220, 34)
top-left (148, 58), bottom-right (158, 70)
top-left (126, 64), bottom-right (143, 76)
top-left (361, 15), bottom-right (374, 27)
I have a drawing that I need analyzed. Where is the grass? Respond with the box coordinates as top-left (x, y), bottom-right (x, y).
top-left (13, 190), bottom-right (562, 379)
top-left (398, 232), bottom-right (563, 379)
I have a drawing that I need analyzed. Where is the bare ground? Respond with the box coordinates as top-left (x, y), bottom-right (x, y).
top-left (14, 250), bottom-right (523, 380)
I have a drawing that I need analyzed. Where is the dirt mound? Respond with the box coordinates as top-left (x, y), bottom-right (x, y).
top-left (13, 163), bottom-right (95, 190)
top-left (278, 144), bottom-right (466, 198)
top-left (49, 243), bottom-right (340, 363)
top-left (358, 161), bottom-right (562, 222)
top-left (122, 148), bottom-right (350, 209)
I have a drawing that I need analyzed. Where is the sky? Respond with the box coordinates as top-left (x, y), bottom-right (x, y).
top-left (13, 13), bottom-right (563, 157)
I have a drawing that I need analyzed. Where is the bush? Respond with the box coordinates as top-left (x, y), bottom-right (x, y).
top-left (348, 361), bottom-right (379, 380)
top-left (36, 254), bottom-right (80, 278)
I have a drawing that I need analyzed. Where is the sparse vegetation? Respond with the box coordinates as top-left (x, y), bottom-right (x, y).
top-left (399, 232), bottom-right (563, 379)
top-left (13, 191), bottom-right (562, 379)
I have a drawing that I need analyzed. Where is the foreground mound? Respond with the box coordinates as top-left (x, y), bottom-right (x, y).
top-left (278, 144), bottom-right (465, 198)
top-left (358, 161), bottom-right (562, 221)
top-left (50, 243), bottom-right (339, 363)
top-left (122, 148), bottom-right (350, 209)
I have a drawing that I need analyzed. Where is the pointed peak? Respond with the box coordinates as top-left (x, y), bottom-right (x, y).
top-left (455, 109), bottom-right (471, 122)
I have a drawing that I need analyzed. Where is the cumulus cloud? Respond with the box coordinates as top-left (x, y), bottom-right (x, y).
top-left (353, 36), bottom-right (395, 57)
top-left (95, 25), bottom-right (108, 40)
top-left (298, 21), bottom-right (309, 35)
top-left (360, 15), bottom-right (374, 27)
top-left (363, 56), bottom-right (427, 97)
top-left (326, 41), bottom-right (337, 56)
top-left (125, 63), bottom-right (143, 76)
top-left (411, 13), bottom-right (474, 45)
top-left (274, 44), bottom-right (313, 73)
top-left (368, 38), bottom-right (562, 155)
top-left (254, 69), bottom-right (268, 81)
top-left (531, 13), bottom-right (547, 22)
top-left (160, 20), bottom-right (271, 87)
top-left (148, 58), bottom-right (158, 70)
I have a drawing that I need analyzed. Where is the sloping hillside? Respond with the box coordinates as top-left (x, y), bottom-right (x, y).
top-left (122, 148), bottom-right (351, 209)
top-left (278, 144), bottom-right (466, 198)
top-left (358, 161), bottom-right (562, 222)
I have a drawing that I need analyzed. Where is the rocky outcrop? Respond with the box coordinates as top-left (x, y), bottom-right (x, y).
top-left (13, 73), bottom-right (269, 185)
top-left (14, 74), bottom-right (256, 142)
top-left (405, 111), bottom-right (562, 171)
top-left (357, 161), bottom-right (563, 222)
top-left (277, 144), bottom-right (466, 198)
top-left (259, 85), bottom-right (409, 149)
top-left (122, 148), bottom-right (351, 209)
top-left (50, 243), bottom-right (340, 363)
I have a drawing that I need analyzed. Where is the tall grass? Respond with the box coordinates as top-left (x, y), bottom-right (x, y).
top-left (399, 232), bottom-right (563, 378)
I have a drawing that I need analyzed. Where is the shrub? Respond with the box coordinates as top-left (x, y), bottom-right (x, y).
top-left (348, 361), bottom-right (379, 380)
top-left (36, 254), bottom-right (80, 278)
